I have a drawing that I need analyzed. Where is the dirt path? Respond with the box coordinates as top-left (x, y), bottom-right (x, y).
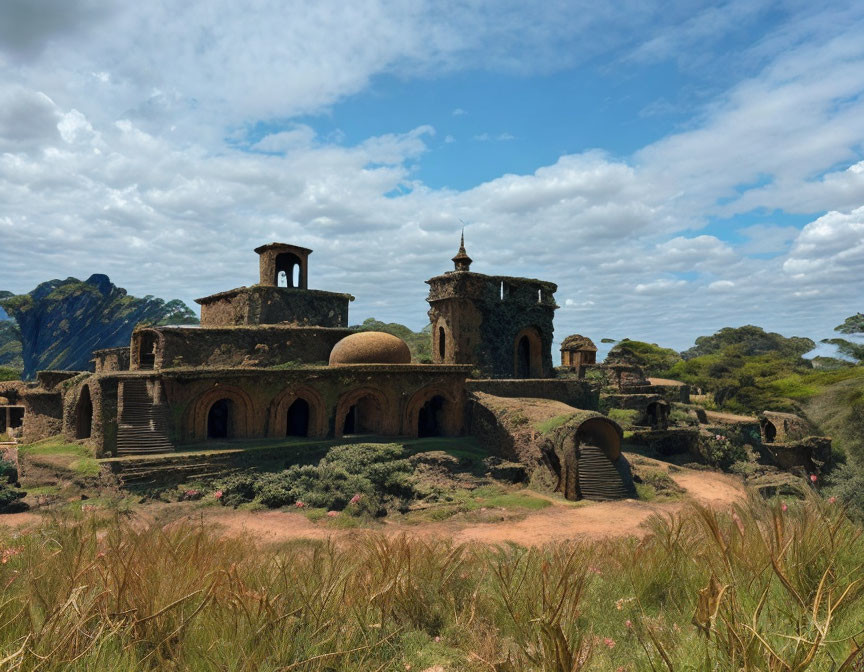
top-left (2, 467), bottom-right (748, 547)
top-left (192, 468), bottom-right (747, 547)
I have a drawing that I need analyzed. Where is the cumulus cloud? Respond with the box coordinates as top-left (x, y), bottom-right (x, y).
top-left (1, 2), bottom-right (864, 352)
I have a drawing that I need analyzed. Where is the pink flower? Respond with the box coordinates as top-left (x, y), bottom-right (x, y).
top-left (434, 636), bottom-right (441, 642)
top-left (625, 619), bottom-right (632, 629)
top-left (213, 490), bottom-right (223, 499)
top-left (604, 637), bottom-right (616, 649)
top-left (349, 493), bottom-right (362, 505)
top-left (588, 566), bottom-right (602, 575)
top-left (295, 501), bottom-right (306, 508)
top-left (326, 510), bottom-right (339, 517)
top-left (829, 496), bottom-right (837, 504)
top-left (1, 548), bottom-right (22, 564)
top-left (810, 474), bottom-right (818, 483)
top-left (781, 503), bottom-right (788, 512)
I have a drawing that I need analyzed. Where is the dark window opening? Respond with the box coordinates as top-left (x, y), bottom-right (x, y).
top-left (207, 399), bottom-right (233, 439)
top-left (10, 407), bottom-right (24, 429)
top-left (438, 326), bottom-right (446, 359)
top-left (418, 395), bottom-right (446, 437)
top-left (275, 252), bottom-right (304, 289)
top-left (75, 386), bottom-right (93, 439)
top-left (139, 332), bottom-right (158, 370)
top-left (286, 398), bottom-right (310, 437)
top-left (516, 336), bottom-right (531, 378)
top-left (646, 402), bottom-right (668, 429)
top-left (763, 421), bottom-right (776, 443)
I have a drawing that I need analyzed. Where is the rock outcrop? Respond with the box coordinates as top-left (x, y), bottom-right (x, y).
top-left (0, 275), bottom-right (198, 379)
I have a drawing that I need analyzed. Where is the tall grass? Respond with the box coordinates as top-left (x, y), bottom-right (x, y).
top-left (1, 495), bottom-right (862, 670)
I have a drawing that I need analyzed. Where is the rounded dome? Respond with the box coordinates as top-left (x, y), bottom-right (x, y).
top-left (329, 331), bottom-right (412, 365)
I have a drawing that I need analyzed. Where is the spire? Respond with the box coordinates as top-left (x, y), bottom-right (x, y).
top-left (452, 229), bottom-right (472, 272)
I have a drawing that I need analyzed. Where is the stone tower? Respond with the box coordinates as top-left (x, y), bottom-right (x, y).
top-left (195, 243), bottom-right (353, 327)
top-left (425, 235), bottom-right (558, 378)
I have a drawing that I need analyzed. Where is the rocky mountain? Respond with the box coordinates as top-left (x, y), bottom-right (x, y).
top-left (0, 275), bottom-right (198, 379)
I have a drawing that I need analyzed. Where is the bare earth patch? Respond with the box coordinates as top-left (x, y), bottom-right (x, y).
top-left (168, 465), bottom-right (747, 548)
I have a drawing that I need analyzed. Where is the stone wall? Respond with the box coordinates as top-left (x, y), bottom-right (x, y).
top-left (466, 378), bottom-right (597, 411)
top-left (20, 390), bottom-right (63, 442)
top-left (196, 286), bottom-right (353, 328)
top-left (94, 364), bottom-right (472, 449)
top-left (130, 326), bottom-right (355, 370)
top-left (93, 347), bottom-right (130, 373)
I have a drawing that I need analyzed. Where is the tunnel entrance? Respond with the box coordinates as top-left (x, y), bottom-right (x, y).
top-left (762, 420), bottom-right (777, 443)
top-left (207, 399), bottom-right (233, 439)
top-left (417, 395), bottom-right (446, 437)
top-left (286, 398), bottom-right (310, 437)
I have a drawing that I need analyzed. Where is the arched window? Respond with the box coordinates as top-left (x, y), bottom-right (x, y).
top-left (274, 252), bottom-right (304, 288)
top-left (207, 399), bottom-right (233, 439)
top-left (438, 326), bottom-right (446, 360)
top-left (763, 421), bottom-right (776, 443)
top-left (286, 398), bottom-right (310, 437)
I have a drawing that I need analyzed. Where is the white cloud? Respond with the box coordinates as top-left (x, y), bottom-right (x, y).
top-left (1, 2), bottom-right (864, 353)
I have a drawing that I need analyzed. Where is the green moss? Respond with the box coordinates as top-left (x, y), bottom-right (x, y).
top-left (535, 414), bottom-right (570, 434)
top-left (18, 438), bottom-right (94, 459)
top-left (70, 458), bottom-right (101, 476)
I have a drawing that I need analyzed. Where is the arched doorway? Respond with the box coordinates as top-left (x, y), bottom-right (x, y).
top-left (75, 386), bottom-right (93, 439)
top-left (342, 394), bottom-right (384, 436)
top-left (207, 399), bottom-right (233, 439)
top-left (417, 395), bottom-right (446, 437)
top-left (516, 336), bottom-right (531, 377)
top-left (139, 332), bottom-right (158, 370)
top-left (513, 327), bottom-right (543, 378)
top-left (762, 420), bottom-right (777, 443)
top-left (286, 398), bottom-right (310, 437)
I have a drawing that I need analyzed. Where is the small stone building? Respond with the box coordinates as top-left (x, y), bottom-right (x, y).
top-left (560, 334), bottom-right (597, 370)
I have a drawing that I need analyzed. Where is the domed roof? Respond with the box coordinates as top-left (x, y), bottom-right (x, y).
top-left (329, 331), bottom-right (412, 365)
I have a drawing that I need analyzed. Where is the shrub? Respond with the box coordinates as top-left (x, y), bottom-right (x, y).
top-left (216, 443), bottom-right (417, 515)
top-left (697, 433), bottom-right (749, 470)
top-left (0, 483), bottom-right (27, 513)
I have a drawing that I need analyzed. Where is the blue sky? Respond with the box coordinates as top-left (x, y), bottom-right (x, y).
top-left (0, 0), bottom-right (863, 352)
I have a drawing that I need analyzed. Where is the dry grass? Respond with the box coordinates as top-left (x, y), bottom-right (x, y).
top-left (0, 494), bottom-right (862, 670)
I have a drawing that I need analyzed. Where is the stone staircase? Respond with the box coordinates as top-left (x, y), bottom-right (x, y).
top-left (116, 379), bottom-right (174, 455)
top-left (578, 445), bottom-right (633, 500)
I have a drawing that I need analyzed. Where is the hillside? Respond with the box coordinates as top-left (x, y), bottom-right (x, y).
top-left (0, 275), bottom-right (198, 379)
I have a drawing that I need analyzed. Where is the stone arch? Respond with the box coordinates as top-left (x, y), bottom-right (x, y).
top-left (131, 329), bottom-right (163, 370)
top-left (275, 252), bottom-right (305, 288)
top-left (761, 419), bottom-right (777, 443)
top-left (186, 385), bottom-right (255, 441)
top-left (75, 384), bottom-right (93, 439)
top-left (513, 327), bottom-right (543, 378)
top-left (403, 386), bottom-right (462, 437)
top-left (335, 386), bottom-right (392, 436)
top-left (576, 417), bottom-right (622, 461)
top-left (268, 385), bottom-right (327, 438)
